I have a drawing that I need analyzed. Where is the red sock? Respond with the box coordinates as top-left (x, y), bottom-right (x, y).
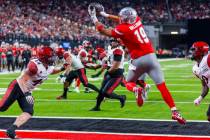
top-left (137, 80), bottom-right (146, 88)
top-left (76, 78), bottom-right (81, 87)
top-left (156, 82), bottom-right (175, 109)
top-left (125, 82), bottom-right (137, 92)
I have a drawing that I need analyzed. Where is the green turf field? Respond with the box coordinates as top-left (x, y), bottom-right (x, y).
top-left (0, 59), bottom-right (209, 120)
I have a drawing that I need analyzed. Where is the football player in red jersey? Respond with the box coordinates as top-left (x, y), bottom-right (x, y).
top-left (0, 46), bottom-right (69, 139)
top-left (88, 5), bottom-right (185, 124)
top-left (189, 41), bottom-right (210, 121)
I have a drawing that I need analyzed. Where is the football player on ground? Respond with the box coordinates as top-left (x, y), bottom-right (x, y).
top-left (88, 5), bottom-right (186, 124)
top-left (0, 46), bottom-right (69, 139)
top-left (90, 38), bottom-right (126, 111)
top-left (56, 48), bottom-right (100, 99)
top-left (189, 41), bottom-right (210, 121)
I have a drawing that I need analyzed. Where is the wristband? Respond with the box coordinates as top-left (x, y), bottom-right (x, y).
top-left (100, 11), bottom-right (109, 17)
top-left (198, 95), bottom-right (203, 100)
top-left (91, 15), bottom-right (98, 24)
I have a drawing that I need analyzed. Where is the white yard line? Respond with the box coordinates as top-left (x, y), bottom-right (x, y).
top-left (0, 88), bottom-right (201, 93)
top-left (32, 99), bottom-right (209, 105)
top-left (0, 83), bottom-right (201, 86)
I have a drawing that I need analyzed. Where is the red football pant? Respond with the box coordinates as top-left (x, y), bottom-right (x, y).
top-left (156, 82), bottom-right (175, 108)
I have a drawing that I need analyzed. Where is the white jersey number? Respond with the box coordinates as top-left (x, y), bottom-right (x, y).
top-left (134, 26), bottom-right (149, 44)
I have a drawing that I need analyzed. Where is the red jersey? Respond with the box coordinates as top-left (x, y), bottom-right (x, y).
top-left (111, 16), bottom-right (154, 59)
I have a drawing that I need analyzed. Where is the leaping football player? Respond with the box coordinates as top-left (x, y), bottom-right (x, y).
top-left (88, 4), bottom-right (186, 124)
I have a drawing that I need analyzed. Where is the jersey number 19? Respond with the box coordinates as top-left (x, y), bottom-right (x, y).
top-left (134, 26), bottom-right (149, 44)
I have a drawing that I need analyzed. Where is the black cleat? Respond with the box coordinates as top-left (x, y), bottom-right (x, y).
top-left (120, 95), bottom-right (126, 108)
top-left (6, 126), bottom-right (17, 139)
top-left (90, 107), bottom-right (101, 111)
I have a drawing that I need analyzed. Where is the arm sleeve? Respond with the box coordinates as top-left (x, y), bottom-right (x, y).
top-left (113, 49), bottom-right (123, 61)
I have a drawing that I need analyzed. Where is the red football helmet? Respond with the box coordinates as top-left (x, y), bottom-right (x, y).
top-left (37, 46), bottom-right (55, 65)
top-left (189, 41), bottom-right (209, 60)
top-left (55, 47), bottom-right (65, 59)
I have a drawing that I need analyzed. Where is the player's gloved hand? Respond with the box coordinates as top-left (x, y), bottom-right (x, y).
top-left (88, 6), bottom-right (98, 24)
top-left (194, 96), bottom-right (203, 106)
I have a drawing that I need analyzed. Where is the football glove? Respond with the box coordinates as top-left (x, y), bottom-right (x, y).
top-left (88, 4), bottom-right (98, 23)
top-left (194, 96), bottom-right (203, 106)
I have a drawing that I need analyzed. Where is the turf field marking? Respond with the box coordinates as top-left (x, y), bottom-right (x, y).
top-left (0, 82), bottom-right (200, 86)
top-left (0, 116), bottom-right (208, 123)
top-left (33, 99), bottom-right (209, 105)
top-left (31, 88), bottom-right (200, 93)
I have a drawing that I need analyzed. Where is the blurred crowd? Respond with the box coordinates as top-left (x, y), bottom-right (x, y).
top-left (0, 42), bottom-right (32, 72)
top-left (0, 41), bottom-right (101, 72)
top-left (0, 0), bottom-right (210, 42)
top-left (0, 0), bottom-right (209, 72)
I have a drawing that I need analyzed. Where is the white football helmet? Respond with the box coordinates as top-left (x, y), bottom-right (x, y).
top-left (119, 7), bottom-right (137, 24)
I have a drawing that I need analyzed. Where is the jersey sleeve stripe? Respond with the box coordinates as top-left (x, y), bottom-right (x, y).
top-left (114, 29), bottom-right (123, 35)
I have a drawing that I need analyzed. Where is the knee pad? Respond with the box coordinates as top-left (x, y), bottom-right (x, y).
top-left (23, 108), bottom-right (34, 116)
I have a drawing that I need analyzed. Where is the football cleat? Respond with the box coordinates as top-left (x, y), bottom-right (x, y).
top-left (172, 110), bottom-right (186, 125)
top-left (6, 127), bottom-right (17, 139)
top-left (84, 87), bottom-right (92, 93)
top-left (73, 87), bottom-right (80, 93)
top-left (56, 95), bottom-right (67, 100)
top-left (142, 84), bottom-right (151, 101)
top-left (90, 107), bottom-right (101, 111)
top-left (133, 87), bottom-right (144, 107)
top-left (120, 95), bottom-right (126, 108)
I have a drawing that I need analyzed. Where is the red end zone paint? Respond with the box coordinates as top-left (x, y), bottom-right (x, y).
top-left (0, 130), bottom-right (210, 140)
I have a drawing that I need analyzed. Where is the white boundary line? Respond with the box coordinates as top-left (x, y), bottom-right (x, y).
top-left (31, 99), bottom-right (210, 105)
top-left (0, 83), bottom-right (202, 86)
top-left (0, 115), bottom-right (208, 123)
top-left (0, 89), bottom-right (202, 93)
top-left (0, 129), bottom-right (210, 138)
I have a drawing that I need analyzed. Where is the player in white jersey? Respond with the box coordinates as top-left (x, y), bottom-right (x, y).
top-left (0, 46), bottom-right (68, 139)
top-left (90, 39), bottom-right (126, 111)
top-left (56, 49), bottom-right (100, 99)
top-left (189, 41), bottom-right (210, 121)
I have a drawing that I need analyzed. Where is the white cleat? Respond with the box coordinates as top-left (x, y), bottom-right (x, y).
top-left (73, 87), bottom-right (80, 93)
top-left (142, 84), bottom-right (151, 101)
